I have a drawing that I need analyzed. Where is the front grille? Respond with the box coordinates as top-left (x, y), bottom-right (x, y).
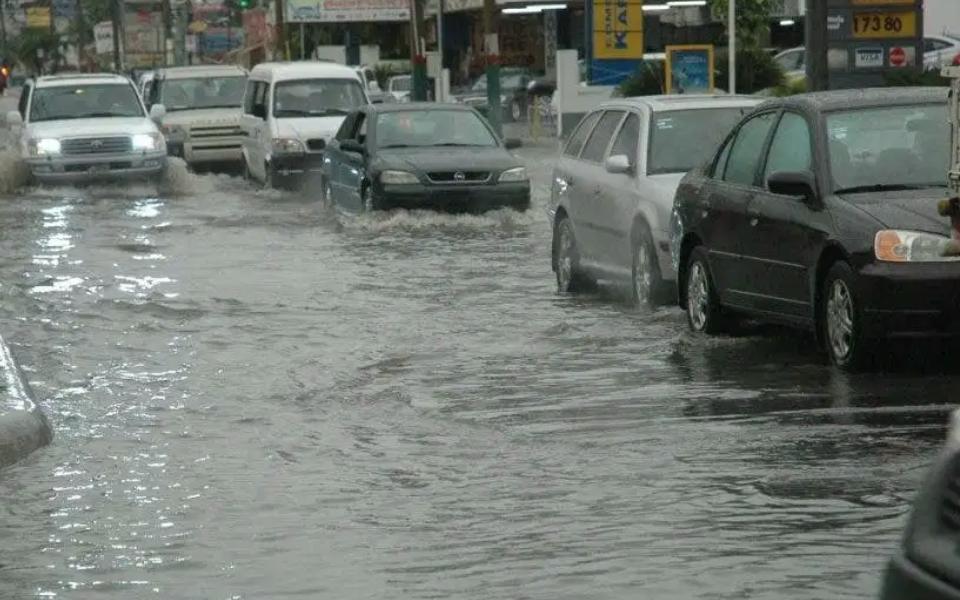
top-left (426, 171), bottom-right (490, 184)
top-left (942, 455), bottom-right (960, 530)
top-left (190, 126), bottom-right (244, 139)
top-left (63, 162), bottom-right (132, 172)
top-left (306, 139), bottom-right (326, 152)
top-left (61, 137), bottom-right (132, 155)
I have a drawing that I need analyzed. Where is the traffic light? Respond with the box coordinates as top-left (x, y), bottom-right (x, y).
top-left (236, 0), bottom-right (251, 8)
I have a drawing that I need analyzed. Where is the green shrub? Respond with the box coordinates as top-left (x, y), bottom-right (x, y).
top-left (615, 60), bottom-right (666, 97)
top-left (883, 67), bottom-right (949, 87)
top-left (715, 47), bottom-right (785, 94)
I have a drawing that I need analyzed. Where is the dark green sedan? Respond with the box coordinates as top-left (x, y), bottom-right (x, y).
top-left (321, 103), bottom-right (530, 213)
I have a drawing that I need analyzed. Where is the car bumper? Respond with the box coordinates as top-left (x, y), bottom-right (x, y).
top-left (858, 262), bottom-right (960, 337)
top-left (269, 152), bottom-right (325, 189)
top-left (881, 551), bottom-right (960, 600)
top-left (169, 139), bottom-right (244, 165)
top-left (25, 152), bottom-right (167, 183)
top-left (376, 181), bottom-right (531, 212)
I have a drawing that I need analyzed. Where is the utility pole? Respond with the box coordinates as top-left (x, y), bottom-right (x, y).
top-left (0, 0), bottom-right (7, 58)
top-left (111, 0), bottom-right (123, 72)
top-left (805, 0), bottom-right (828, 91)
top-left (274, 0), bottom-right (287, 60)
top-left (410, 0), bottom-right (427, 100)
top-left (728, 0), bottom-right (735, 94)
top-left (482, 0), bottom-right (500, 136)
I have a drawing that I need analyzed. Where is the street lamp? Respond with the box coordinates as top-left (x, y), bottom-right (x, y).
top-left (728, 0), bottom-right (736, 94)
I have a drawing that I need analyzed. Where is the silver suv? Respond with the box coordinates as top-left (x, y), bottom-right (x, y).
top-left (8, 73), bottom-right (167, 184)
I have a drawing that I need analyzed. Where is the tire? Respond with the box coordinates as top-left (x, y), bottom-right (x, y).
top-left (820, 261), bottom-right (869, 370)
top-left (361, 183), bottom-right (377, 212)
top-left (684, 246), bottom-right (724, 334)
top-left (554, 216), bottom-right (593, 293)
top-left (632, 224), bottom-right (666, 309)
top-left (263, 163), bottom-right (274, 189)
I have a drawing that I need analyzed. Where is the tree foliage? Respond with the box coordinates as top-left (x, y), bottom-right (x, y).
top-left (615, 60), bottom-right (665, 97)
top-left (707, 0), bottom-right (776, 49)
top-left (715, 47), bottom-right (785, 93)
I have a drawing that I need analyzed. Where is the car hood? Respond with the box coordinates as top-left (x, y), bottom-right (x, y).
top-left (273, 116), bottom-right (347, 142)
top-left (161, 108), bottom-right (242, 127)
top-left (26, 117), bottom-right (158, 138)
top-left (841, 189), bottom-right (952, 235)
top-left (377, 146), bottom-right (519, 173)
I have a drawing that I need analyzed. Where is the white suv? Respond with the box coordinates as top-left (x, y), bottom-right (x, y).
top-left (146, 65), bottom-right (247, 168)
top-left (7, 73), bottom-right (166, 184)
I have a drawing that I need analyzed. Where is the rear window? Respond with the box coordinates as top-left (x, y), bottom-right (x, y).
top-left (647, 107), bottom-right (753, 174)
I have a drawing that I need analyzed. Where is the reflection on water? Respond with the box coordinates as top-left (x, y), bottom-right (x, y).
top-left (0, 145), bottom-right (952, 599)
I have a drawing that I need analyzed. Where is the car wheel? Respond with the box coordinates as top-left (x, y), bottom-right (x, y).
top-left (263, 163), bottom-right (273, 189)
top-left (555, 216), bottom-right (592, 293)
top-left (511, 100), bottom-right (523, 122)
top-left (632, 224), bottom-right (665, 309)
top-left (685, 246), bottom-right (724, 334)
top-left (821, 262), bottom-right (868, 370)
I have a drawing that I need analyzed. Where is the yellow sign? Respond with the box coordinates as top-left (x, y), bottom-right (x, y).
top-left (188, 20), bottom-right (208, 33)
top-left (26, 6), bottom-right (51, 29)
top-left (592, 0), bottom-right (644, 60)
top-left (852, 10), bottom-right (917, 39)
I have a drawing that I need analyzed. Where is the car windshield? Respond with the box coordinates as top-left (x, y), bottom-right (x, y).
top-left (29, 83), bottom-right (143, 122)
top-left (273, 79), bottom-right (366, 118)
top-left (160, 76), bottom-right (246, 111)
top-left (376, 109), bottom-right (497, 149)
top-left (391, 78), bottom-right (411, 92)
top-left (827, 104), bottom-right (949, 192)
top-left (647, 107), bottom-right (753, 174)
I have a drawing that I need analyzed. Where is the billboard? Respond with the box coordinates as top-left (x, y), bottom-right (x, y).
top-left (665, 45), bottom-right (714, 94)
top-left (286, 0), bottom-right (410, 23)
top-left (591, 0), bottom-right (643, 60)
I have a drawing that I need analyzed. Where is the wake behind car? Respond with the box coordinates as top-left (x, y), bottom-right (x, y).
top-left (672, 87), bottom-right (952, 370)
top-left (323, 103), bottom-right (529, 213)
top-left (146, 65), bottom-right (247, 169)
top-left (880, 409), bottom-right (960, 600)
top-left (7, 73), bottom-right (166, 184)
top-left (240, 61), bottom-right (369, 189)
top-left (549, 95), bottom-right (761, 307)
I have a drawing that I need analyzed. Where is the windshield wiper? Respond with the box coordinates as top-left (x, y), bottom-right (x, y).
top-left (379, 143), bottom-right (419, 149)
top-left (274, 109), bottom-right (311, 117)
top-left (78, 112), bottom-right (135, 119)
top-left (834, 183), bottom-right (944, 194)
top-left (311, 108), bottom-right (349, 116)
top-left (432, 142), bottom-right (489, 147)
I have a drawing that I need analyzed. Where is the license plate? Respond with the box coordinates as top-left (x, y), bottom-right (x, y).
top-left (852, 10), bottom-right (916, 39)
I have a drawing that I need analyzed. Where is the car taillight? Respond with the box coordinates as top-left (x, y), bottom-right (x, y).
top-left (953, 52), bottom-right (960, 66)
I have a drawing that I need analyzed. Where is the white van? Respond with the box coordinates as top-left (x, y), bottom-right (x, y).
top-left (240, 62), bottom-right (369, 189)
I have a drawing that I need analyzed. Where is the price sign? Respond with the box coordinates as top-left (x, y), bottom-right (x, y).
top-left (852, 11), bottom-right (916, 39)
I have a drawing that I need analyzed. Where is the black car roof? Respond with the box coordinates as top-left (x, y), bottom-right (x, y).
top-left (367, 102), bottom-right (475, 113)
top-left (760, 86), bottom-right (948, 114)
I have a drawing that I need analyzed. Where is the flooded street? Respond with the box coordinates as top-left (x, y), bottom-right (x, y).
top-left (0, 143), bottom-right (954, 599)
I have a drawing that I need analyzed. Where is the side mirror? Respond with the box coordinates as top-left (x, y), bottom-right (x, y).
top-left (6, 110), bottom-right (22, 127)
top-left (504, 138), bottom-right (522, 150)
top-left (340, 139), bottom-right (366, 156)
top-left (767, 170), bottom-right (818, 203)
top-left (149, 103), bottom-right (166, 123)
top-left (604, 154), bottom-right (633, 175)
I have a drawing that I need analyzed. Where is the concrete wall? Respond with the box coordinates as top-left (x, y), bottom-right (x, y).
top-left (554, 50), bottom-right (614, 139)
top-left (0, 334), bottom-right (52, 469)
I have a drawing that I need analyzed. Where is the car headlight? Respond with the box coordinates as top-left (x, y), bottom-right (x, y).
top-left (27, 138), bottom-right (61, 156)
top-left (132, 132), bottom-right (163, 151)
top-left (498, 167), bottom-right (528, 183)
top-left (271, 138), bottom-right (305, 155)
top-left (161, 124), bottom-right (186, 143)
top-left (380, 170), bottom-right (419, 185)
top-left (874, 230), bottom-right (960, 262)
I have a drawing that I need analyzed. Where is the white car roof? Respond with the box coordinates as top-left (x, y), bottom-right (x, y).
top-left (157, 65), bottom-right (247, 80)
top-left (604, 94), bottom-right (763, 113)
top-left (35, 73), bottom-right (132, 88)
top-left (249, 61), bottom-right (362, 83)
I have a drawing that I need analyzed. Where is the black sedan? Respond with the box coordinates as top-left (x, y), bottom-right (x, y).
top-left (671, 87), bottom-right (952, 369)
top-left (322, 103), bottom-right (530, 213)
top-left (881, 409), bottom-right (960, 600)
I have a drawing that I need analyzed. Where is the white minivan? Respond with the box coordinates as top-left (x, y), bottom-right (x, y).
top-left (240, 62), bottom-right (369, 189)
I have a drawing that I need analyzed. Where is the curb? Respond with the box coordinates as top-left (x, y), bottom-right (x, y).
top-left (0, 334), bottom-right (52, 469)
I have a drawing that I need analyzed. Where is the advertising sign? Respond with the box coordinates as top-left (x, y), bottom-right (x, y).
top-left (286, 0), bottom-right (410, 23)
top-left (94, 21), bottom-right (114, 55)
top-left (591, 0), bottom-right (643, 60)
top-left (665, 45), bottom-right (714, 94)
top-left (25, 6), bottom-right (51, 29)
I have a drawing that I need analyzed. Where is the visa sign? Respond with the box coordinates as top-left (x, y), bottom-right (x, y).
top-left (592, 0), bottom-right (643, 60)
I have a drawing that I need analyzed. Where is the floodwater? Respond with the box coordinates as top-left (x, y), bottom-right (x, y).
top-left (0, 142), bottom-right (955, 599)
